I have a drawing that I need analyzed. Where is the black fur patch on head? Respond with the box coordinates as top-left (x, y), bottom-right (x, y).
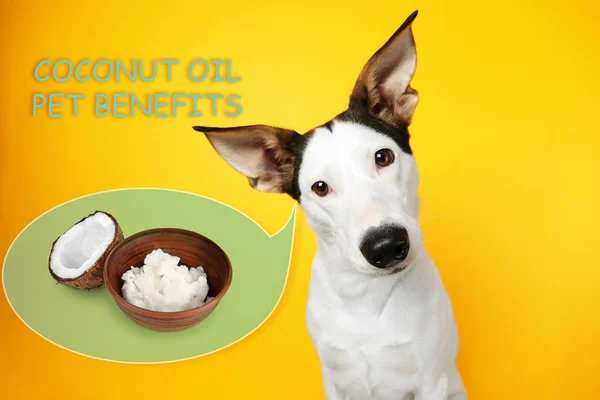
top-left (286, 131), bottom-right (313, 201)
top-left (335, 106), bottom-right (413, 155)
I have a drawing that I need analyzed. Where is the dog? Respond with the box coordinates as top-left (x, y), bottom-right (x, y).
top-left (193, 10), bottom-right (466, 400)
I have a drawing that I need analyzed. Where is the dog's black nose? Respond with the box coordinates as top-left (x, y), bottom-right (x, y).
top-left (360, 225), bottom-right (410, 268)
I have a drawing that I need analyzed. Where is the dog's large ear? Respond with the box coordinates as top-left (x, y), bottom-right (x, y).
top-left (350, 10), bottom-right (419, 127)
top-left (193, 125), bottom-right (300, 194)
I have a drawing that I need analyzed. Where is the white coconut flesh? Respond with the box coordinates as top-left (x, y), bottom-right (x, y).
top-left (50, 212), bottom-right (117, 279)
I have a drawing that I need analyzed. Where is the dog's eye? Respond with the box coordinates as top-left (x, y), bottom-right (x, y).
top-left (375, 148), bottom-right (395, 167)
top-left (311, 181), bottom-right (330, 197)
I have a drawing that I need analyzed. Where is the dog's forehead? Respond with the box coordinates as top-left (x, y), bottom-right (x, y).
top-left (304, 121), bottom-right (386, 158)
top-left (301, 120), bottom-right (406, 164)
top-left (300, 110), bottom-right (412, 162)
top-left (296, 121), bottom-right (405, 192)
top-left (293, 113), bottom-right (413, 199)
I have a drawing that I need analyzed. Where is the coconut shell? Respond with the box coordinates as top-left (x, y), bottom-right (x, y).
top-left (48, 211), bottom-right (124, 290)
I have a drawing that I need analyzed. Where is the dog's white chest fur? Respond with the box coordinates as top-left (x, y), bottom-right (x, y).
top-left (306, 251), bottom-right (460, 400)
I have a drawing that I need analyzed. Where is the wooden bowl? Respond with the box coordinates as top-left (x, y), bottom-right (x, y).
top-left (103, 228), bottom-right (232, 332)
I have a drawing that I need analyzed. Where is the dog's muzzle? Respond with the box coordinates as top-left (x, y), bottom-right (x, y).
top-left (360, 225), bottom-right (410, 269)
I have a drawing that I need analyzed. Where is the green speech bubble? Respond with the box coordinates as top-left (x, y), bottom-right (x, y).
top-left (2, 189), bottom-right (295, 363)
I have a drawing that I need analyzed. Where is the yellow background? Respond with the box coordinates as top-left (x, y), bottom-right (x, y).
top-left (1, 0), bottom-right (599, 398)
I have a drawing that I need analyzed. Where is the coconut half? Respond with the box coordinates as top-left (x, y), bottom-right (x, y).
top-left (48, 211), bottom-right (124, 289)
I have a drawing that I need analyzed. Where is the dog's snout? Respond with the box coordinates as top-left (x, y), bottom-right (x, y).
top-left (360, 225), bottom-right (410, 268)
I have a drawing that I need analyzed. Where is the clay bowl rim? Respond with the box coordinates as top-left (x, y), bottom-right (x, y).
top-left (103, 227), bottom-right (233, 318)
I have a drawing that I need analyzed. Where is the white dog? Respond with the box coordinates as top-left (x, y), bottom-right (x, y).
top-left (194, 10), bottom-right (466, 400)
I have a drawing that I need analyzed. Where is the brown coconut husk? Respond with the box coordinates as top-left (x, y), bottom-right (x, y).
top-left (48, 211), bottom-right (124, 290)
